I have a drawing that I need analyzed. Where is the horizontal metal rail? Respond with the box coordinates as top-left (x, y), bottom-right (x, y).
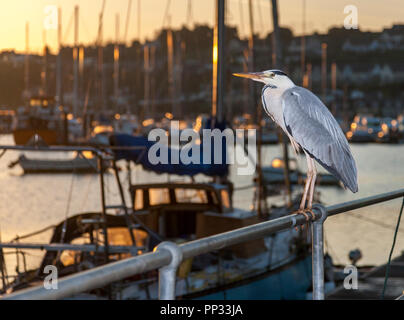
top-left (0, 145), bottom-right (106, 157)
top-left (327, 189), bottom-right (404, 216)
top-left (2, 188), bottom-right (404, 300)
top-left (0, 145), bottom-right (146, 160)
top-left (0, 242), bottom-right (142, 254)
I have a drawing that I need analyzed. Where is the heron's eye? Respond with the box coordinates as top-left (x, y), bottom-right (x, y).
top-left (269, 73), bottom-right (275, 78)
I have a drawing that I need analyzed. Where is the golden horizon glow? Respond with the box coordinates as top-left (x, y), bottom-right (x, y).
top-left (1, 0), bottom-right (403, 54)
top-left (212, 44), bottom-right (218, 63)
top-left (114, 46), bottom-right (119, 60)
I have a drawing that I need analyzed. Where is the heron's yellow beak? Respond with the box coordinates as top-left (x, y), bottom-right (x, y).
top-left (233, 72), bottom-right (266, 81)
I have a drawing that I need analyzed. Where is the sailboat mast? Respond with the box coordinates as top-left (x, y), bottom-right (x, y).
top-left (247, 0), bottom-right (265, 217)
top-left (114, 13), bottom-right (120, 112)
top-left (150, 45), bottom-right (156, 117)
top-left (301, 0), bottom-right (306, 85)
top-left (271, 0), bottom-right (292, 207)
top-left (73, 5), bottom-right (79, 116)
top-left (137, 0), bottom-right (141, 40)
top-left (42, 29), bottom-right (47, 96)
top-left (321, 43), bottom-right (327, 101)
top-left (331, 62), bottom-right (337, 115)
top-left (212, 0), bottom-right (225, 122)
top-left (97, 0), bottom-right (106, 113)
top-left (166, 16), bottom-right (174, 117)
top-left (247, 0), bottom-right (254, 72)
top-left (123, 0), bottom-right (132, 114)
top-left (144, 44), bottom-right (150, 118)
top-left (174, 38), bottom-right (183, 117)
top-left (186, 0), bottom-right (193, 28)
top-left (56, 8), bottom-right (63, 108)
top-left (24, 22), bottom-right (30, 106)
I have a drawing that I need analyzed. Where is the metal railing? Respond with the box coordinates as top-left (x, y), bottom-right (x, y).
top-left (2, 188), bottom-right (404, 300)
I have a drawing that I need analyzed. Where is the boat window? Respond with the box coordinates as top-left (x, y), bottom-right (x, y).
top-left (131, 229), bottom-right (149, 251)
top-left (59, 236), bottom-right (91, 267)
top-left (134, 189), bottom-right (144, 210)
top-left (108, 227), bottom-right (134, 246)
top-left (59, 251), bottom-right (78, 267)
top-left (220, 190), bottom-right (231, 210)
top-left (149, 188), bottom-right (171, 206)
top-left (211, 191), bottom-right (219, 205)
top-left (59, 227), bottom-right (149, 266)
top-left (175, 188), bottom-right (208, 204)
top-left (108, 227), bottom-right (148, 258)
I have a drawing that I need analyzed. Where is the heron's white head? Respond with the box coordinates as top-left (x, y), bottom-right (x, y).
top-left (233, 69), bottom-right (294, 89)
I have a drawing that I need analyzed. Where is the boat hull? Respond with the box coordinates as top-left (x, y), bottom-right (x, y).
top-left (262, 167), bottom-right (340, 187)
top-left (16, 155), bottom-right (99, 174)
top-left (13, 129), bottom-right (60, 145)
top-left (190, 256), bottom-right (312, 300)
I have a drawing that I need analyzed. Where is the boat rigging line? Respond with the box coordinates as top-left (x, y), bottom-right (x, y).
top-left (345, 210), bottom-right (404, 232)
top-left (62, 10), bottom-right (74, 44)
top-left (55, 159), bottom-right (79, 262)
top-left (162, 0), bottom-right (171, 29)
top-left (381, 196), bottom-right (404, 299)
top-left (123, 0), bottom-right (132, 45)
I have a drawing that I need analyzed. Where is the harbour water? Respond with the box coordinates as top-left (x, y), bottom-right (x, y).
top-left (0, 134), bottom-right (403, 269)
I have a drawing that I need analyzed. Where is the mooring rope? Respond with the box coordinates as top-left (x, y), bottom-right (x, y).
top-left (381, 196), bottom-right (404, 299)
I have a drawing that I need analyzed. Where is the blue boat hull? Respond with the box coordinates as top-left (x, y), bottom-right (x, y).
top-left (193, 256), bottom-right (312, 300)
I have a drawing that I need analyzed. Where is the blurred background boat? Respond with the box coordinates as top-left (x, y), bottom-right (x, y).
top-left (261, 157), bottom-right (341, 187)
top-left (12, 96), bottom-right (66, 145)
top-left (346, 114), bottom-right (403, 143)
top-left (0, 109), bottom-right (15, 134)
top-left (8, 151), bottom-right (103, 174)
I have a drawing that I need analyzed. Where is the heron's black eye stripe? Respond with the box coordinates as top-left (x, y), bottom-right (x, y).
top-left (273, 70), bottom-right (288, 76)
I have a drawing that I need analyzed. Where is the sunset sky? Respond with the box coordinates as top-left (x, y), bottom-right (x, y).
top-left (1, 0), bottom-right (403, 54)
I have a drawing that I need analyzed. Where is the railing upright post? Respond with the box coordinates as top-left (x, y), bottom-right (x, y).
top-left (156, 242), bottom-right (183, 300)
top-left (311, 204), bottom-right (327, 300)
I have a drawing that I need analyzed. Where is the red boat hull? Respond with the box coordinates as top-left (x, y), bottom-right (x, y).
top-left (13, 129), bottom-right (60, 145)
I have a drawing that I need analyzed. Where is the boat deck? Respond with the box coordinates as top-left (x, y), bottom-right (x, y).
top-left (327, 254), bottom-right (404, 300)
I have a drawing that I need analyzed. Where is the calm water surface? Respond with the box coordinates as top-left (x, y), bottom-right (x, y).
top-left (0, 134), bottom-right (403, 268)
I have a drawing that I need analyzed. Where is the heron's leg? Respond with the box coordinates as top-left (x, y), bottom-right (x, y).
top-left (307, 157), bottom-right (317, 209)
top-left (303, 156), bottom-right (317, 219)
top-left (293, 152), bottom-right (313, 225)
top-left (299, 152), bottom-right (314, 211)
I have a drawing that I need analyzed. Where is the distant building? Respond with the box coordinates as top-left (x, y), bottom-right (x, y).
top-left (288, 35), bottom-right (322, 58)
top-left (340, 63), bottom-right (395, 84)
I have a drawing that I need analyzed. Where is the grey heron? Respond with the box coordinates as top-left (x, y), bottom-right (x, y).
top-left (234, 70), bottom-right (358, 219)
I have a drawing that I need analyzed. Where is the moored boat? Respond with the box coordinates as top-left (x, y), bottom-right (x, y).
top-left (9, 153), bottom-right (101, 174)
top-left (262, 157), bottom-right (341, 187)
top-left (0, 179), bottom-right (321, 299)
top-left (12, 96), bottom-right (67, 146)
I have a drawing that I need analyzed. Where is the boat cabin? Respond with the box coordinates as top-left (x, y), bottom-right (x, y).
top-left (131, 183), bottom-right (231, 238)
top-left (131, 182), bottom-right (265, 258)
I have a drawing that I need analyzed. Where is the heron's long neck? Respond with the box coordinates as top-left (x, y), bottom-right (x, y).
top-left (266, 83), bottom-right (295, 97)
top-left (263, 78), bottom-right (295, 94)
top-left (281, 78), bottom-right (296, 90)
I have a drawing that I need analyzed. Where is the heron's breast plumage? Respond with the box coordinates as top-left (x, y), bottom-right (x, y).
top-left (261, 85), bottom-right (289, 133)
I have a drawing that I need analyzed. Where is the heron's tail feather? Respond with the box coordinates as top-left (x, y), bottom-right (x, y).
top-left (306, 145), bottom-right (358, 193)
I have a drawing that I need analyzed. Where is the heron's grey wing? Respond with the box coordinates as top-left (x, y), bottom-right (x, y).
top-left (282, 86), bottom-right (358, 193)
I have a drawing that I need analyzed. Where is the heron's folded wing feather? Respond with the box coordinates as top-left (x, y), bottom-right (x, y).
top-left (282, 86), bottom-right (358, 193)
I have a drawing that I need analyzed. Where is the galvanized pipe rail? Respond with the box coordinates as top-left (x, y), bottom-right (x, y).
top-left (0, 145), bottom-right (106, 157)
top-left (0, 242), bottom-right (142, 254)
top-left (0, 144), bottom-right (146, 160)
top-left (2, 188), bottom-right (404, 300)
